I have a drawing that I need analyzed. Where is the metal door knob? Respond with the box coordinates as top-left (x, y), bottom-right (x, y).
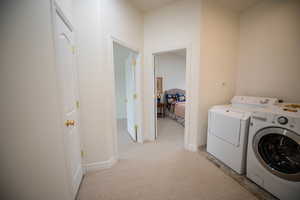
top-left (65, 120), bottom-right (75, 127)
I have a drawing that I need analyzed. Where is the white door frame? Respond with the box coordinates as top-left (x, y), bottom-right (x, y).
top-left (108, 36), bottom-right (143, 160)
top-left (151, 45), bottom-right (192, 151)
top-left (50, 1), bottom-right (83, 198)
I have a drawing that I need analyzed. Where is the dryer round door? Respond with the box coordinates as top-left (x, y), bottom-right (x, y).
top-left (253, 127), bottom-right (300, 181)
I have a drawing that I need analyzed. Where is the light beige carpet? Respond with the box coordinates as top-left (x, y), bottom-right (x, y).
top-left (77, 118), bottom-right (257, 200)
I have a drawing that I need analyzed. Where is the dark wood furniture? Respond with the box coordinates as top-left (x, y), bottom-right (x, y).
top-left (157, 102), bottom-right (165, 118)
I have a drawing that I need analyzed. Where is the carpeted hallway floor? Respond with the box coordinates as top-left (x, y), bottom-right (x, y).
top-left (77, 118), bottom-right (257, 200)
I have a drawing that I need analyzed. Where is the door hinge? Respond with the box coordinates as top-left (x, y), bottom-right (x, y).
top-left (134, 124), bottom-right (138, 139)
top-left (76, 101), bottom-right (80, 109)
top-left (72, 46), bottom-right (76, 54)
top-left (132, 58), bottom-right (136, 66)
top-left (133, 93), bottom-right (137, 99)
top-left (81, 150), bottom-right (85, 158)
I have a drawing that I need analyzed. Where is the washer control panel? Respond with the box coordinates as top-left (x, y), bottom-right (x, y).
top-left (272, 115), bottom-right (298, 130)
top-left (252, 111), bottom-right (300, 131)
top-left (277, 116), bottom-right (289, 125)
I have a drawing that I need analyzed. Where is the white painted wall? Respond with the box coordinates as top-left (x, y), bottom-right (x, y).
top-left (0, 1), bottom-right (72, 199)
top-left (73, 0), bottom-right (111, 166)
top-left (155, 53), bottom-right (186, 92)
top-left (199, 0), bottom-right (240, 145)
top-left (113, 43), bottom-right (130, 119)
top-left (74, 0), bottom-right (143, 167)
top-left (237, 0), bottom-right (300, 102)
top-left (73, 0), bottom-right (300, 170)
top-left (56, 0), bottom-right (73, 22)
top-left (143, 0), bottom-right (201, 149)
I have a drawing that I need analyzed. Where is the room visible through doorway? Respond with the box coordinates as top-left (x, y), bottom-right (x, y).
top-left (154, 49), bottom-right (187, 147)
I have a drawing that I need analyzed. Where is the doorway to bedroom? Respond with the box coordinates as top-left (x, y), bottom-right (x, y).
top-left (154, 49), bottom-right (187, 147)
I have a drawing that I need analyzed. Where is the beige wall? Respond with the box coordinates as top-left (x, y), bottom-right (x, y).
top-left (0, 1), bottom-right (72, 199)
top-left (72, 0), bottom-right (300, 166)
top-left (199, 0), bottom-right (240, 145)
top-left (74, 0), bottom-right (110, 166)
top-left (143, 0), bottom-right (241, 147)
top-left (74, 0), bottom-right (143, 167)
top-left (237, 0), bottom-right (300, 102)
top-left (143, 0), bottom-right (202, 150)
top-left (155, 53), bottom-right (186, 91)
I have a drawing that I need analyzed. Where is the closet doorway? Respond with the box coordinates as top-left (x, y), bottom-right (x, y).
top-left (111, 40), bottom-right (142, 157)
top-left (153, 48), bottom-right (188, 147)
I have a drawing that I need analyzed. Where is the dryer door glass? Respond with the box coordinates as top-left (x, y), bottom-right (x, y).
top-left (253, 127), bottom-right (300, 181)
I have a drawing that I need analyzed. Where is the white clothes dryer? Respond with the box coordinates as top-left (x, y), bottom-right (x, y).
top-left (207, 96), bottom-right (278, 174)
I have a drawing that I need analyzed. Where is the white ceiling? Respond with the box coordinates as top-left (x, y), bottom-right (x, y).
top-left (216, 0), bottom-right (262, 12)
top-left (155, 49), bottom-right (186, 57)
top-left (128, 0), bottom-right (179, 12)
top-left (129, 0), bottom-right (262, 13)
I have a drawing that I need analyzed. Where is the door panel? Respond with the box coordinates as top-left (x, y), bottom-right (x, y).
top-left (210, 110), bottom-right (243, 147)
top-left (55, 11), bottom-right (83, 198)
top-left (125, 53), bottom-right (137, 141)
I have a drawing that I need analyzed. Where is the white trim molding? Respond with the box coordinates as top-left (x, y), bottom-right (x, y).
top-left (83, 157), bottom-right (118, 172)
top-left (107, 35), bottom-right (144, 161)
top-left (150, 44), bottom-right (197, 152)
top-left (186, 144), bottom-right (198, 152)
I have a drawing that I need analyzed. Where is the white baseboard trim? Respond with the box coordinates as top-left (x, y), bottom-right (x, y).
top-left (83, 157), bottom-right (118, 172)
top-left (185, 143), bottom-right (198, 152)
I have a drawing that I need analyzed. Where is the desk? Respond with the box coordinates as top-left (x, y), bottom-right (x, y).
top-left (157, 102), bottom-right (165, 118)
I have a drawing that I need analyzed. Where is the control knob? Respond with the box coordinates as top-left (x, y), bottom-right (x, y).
top-left (277, 116), bottom-right (288, 125)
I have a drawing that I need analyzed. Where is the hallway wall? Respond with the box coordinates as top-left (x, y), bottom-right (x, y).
top-left (199, 0), bottom-right (240, 145)
top-left (143, 0), bottom-right (202, 149)
top-left (0, 1), bottom-right (72, 199)
top-left (74, 0), bottom-right (300, 168)
top-left (74, 0), bottom-right (143, 168)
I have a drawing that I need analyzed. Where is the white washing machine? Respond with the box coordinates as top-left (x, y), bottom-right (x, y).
top-left (247, 105), bottom-right (300, 200)
top-left (207, 96), bottom-right (278, 174)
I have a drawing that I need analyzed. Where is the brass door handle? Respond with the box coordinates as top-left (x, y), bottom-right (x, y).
top-left (65, 120), bottom-right (75, 127)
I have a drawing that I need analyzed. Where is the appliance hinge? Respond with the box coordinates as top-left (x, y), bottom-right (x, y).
top-left (81, 150), bottom-right (85, 158)
top-left (76, 101), bottom-right (80, 109)
top-left (72, 46), bottom-right (76, 54)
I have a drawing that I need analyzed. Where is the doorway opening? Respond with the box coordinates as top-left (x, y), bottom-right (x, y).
top-left (112, 42), bottom-right (140, 156)
top-left (154, 49), bottom-right (187, 147)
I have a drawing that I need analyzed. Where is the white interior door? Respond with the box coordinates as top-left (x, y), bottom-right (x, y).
top-left (54, 11), bottom-right (83, 198)
top-left (125, 53), bottom-right (137, 141)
